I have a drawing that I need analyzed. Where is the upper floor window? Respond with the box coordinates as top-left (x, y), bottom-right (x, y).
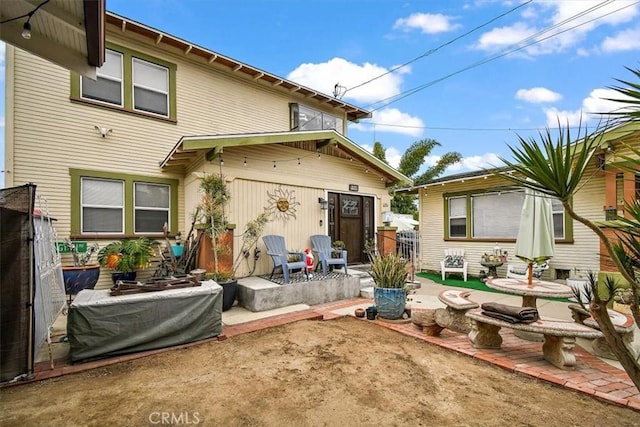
top-left (72, 43), bottom-right (177, 121)
top-left (133, 58), bottom-right (169, 116)
top-left (290, 103), bottom-right (344, 134)
top-left (81, 50), bottom-right (123, 107)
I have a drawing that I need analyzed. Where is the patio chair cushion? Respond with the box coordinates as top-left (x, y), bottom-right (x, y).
top-left (444, 255), bottom-right (464, 268)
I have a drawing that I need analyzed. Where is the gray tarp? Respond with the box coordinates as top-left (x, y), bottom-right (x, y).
top-left (67, 281), bottom-right (222, 362)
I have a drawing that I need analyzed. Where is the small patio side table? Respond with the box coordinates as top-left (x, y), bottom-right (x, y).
top-left (480, 261), bottom-right (503, 279)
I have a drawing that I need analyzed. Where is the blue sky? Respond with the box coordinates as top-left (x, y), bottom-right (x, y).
top-left (2, 0), bottom-right (640, 186)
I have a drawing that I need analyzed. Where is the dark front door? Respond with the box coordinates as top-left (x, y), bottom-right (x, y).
top-left (328, 192), bottom-right (374, 264)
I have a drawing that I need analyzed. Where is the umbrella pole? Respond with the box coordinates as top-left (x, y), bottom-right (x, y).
top-left (527, 264), bottom-right (533, 287)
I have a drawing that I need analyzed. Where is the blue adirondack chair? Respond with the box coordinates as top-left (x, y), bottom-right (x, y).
top-left (262, 235), bottom-right (309, 284)
top-left (310, 235), bottom-right (348, 276)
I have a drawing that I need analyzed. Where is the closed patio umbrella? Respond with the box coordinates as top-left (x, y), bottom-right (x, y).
top-left (514, 188), bottom-right (555, 287)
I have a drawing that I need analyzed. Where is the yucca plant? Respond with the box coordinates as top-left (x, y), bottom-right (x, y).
top-left (369, 252), bottom-right (408, 289)
top-left (495, 65), bottom-right (640, 390)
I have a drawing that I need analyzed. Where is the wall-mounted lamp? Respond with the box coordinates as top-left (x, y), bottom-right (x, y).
top-left (94, 125), bottom-right (112, 138)
top-left (382, 211), bottom-right (393, 226)
top-left (318, 197), bottom-right (328, 210)
top-left (605, 205), bottom-right (617, 221)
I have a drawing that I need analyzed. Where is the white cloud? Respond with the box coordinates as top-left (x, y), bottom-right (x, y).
top-left (601, 25), bottom-right (640, 52)
top-left (516, 87), bottom-right (562, 103)
top-left (287, 57), bottom-right (405, 104)
top-left (444, 153), bottom-right (505, 174)
top-left (544, 88), bottom-right (636, 127)
top-left (476, 22), bottom-right (537, 51)
top-left (360, 144), bottom-right (402, 169)
top-left (393, 13), bottom-right (461, 34)
top-left (351, 108), bottom-right (424, 138)
top-left (474, 1), bottom-right (639, 56)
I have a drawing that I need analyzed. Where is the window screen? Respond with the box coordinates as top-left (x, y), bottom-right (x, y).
top-left (134, 182), bottom-right (170, 233)
top-left (81, 50), bottom-right (123, 106)
top-left (448, 196), bottom-right (466, 238)
top-left (133, 58), bottom-right (169, 116)
top-left (81, 178), bottom-right (124, 233)
top-left (472, 191), bottom-right (525, 238)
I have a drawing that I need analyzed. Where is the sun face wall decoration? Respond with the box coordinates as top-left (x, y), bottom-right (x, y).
top-left (265, 185), bottom-right (301, 221)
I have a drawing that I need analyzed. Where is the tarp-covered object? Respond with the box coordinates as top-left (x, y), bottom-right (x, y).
top-left (67, 281), bottom-right (223, 362)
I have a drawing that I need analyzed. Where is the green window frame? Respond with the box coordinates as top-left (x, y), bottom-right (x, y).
top-left (443, 188), bottom-right (573, 242)
top-left (70, 169), bottom-right (179, 237)
top-left (70, 42), bottom-right (177, 122)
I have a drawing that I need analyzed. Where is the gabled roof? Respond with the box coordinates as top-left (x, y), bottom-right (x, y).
top-left (160, 130), bottom-right (412, 186)
top-left (0, 0), bottom-right (105, 78)
top-left (104, 12), bottom-right (371, 123)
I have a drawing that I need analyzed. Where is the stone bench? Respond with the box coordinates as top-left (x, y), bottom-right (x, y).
top-left (466, 310), bottom-right (603, 370)
top-left (411, 289), bottom-right (479, 336)
top-left (582, 310), bottom-right (636, 360)
top-left (568, 304), bottom-right (637, 360)
top-left (436, 289), bottom-right (479, 334)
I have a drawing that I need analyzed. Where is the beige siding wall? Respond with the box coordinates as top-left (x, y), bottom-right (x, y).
top-left (6, 28), bottom-right (383, 287)
top-left (419, 166), bottom-right (605, 280)
top-left (187, 146), bottom-right (389, 277)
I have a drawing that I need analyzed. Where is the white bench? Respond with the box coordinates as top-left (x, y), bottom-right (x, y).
top-left (466, 310), bottom-right (603, 370)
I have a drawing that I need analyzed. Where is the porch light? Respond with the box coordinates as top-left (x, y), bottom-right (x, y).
top-left (382, 211), bottom-right (393, 226)
top-left (318, 197), bottom-right (328, 210)
top-left (22, 21), bottom-right (32, 39)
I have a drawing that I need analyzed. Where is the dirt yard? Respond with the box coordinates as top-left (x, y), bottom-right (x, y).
top-left (1, 317), bottom-right (638, 426)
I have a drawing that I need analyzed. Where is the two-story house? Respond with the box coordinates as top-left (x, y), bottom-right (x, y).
top-left (3, 11), bottom-right (410, 288)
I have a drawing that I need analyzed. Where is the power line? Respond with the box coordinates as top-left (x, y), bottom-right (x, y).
top-left (364, 0), bottom-right (637, 112)
top-left (343, 0), bottom-right (533, 97)
top-left (354, 122), bottom-right (589, 132)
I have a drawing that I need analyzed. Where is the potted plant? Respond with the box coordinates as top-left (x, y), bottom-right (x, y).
top-left (195, 173), bottom-right (239, 310)
top-left (61, 239), bottom-right (101, 296)
top-left (331, 240), bottom-right (346, 259)
top-left (97, 237), bottom-right (156, 283)
top-left (368, 251), bottom-right (408, 320)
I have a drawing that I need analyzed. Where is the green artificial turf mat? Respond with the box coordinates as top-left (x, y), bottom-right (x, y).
top-left (416, 272), bottom-right (571, 302)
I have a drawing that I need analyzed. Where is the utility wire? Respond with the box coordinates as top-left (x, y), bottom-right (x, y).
top-left (364, 0), bottom-right (637, 112)
top-left (344, 0), bottom-right (533, 96)
top-left (0, 0), bottom-right (50, 24)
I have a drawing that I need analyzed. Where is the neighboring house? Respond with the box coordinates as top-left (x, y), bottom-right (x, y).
top-left (408, 123), bottom-right (639, 281)
top-left (3, 12), bottom-right (411, 288)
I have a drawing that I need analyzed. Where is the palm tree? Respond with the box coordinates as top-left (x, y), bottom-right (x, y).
top-left (378, 138), bottom-right (461, 216)
top-left (495, 66), bottom-right (640, 390)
